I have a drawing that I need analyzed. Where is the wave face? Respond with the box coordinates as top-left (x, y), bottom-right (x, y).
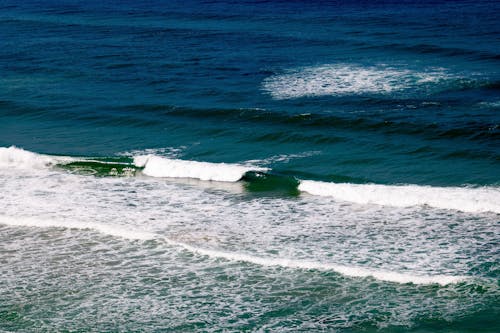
top-left (299, 180), bottom-right (500, 214)
top-left (134, 155), bottom-right (266, 182)
top-left (262, 64), bottom-right (453, 99)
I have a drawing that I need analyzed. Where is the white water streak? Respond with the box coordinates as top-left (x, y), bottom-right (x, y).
top-left (0, 215), bottom-right (465, 286)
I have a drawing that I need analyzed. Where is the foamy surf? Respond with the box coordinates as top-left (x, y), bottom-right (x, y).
top-left (0, 215), bottom-right (464, 286)
top-left (0, 215), bottom-right (156, 241)
top-left (262, 64), bottom-right (451, 99)
top-left (161, 240), bottom-right (465, 286)
top-left (299, 180), bottom-right (500, 214)
top-left (0, 146), bottom-right (73, 169)
top-left (134, 155), bottom-right (267, 182)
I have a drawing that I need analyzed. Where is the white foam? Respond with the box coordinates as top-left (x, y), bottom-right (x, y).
top-left (478, 100), bottom-right (500, 108)
top-left (119, 147), bottom-right (185, 158)
top-left (134, 155), bottom-right (267, 182)
top-left (164, 240), bottom-right (464, 286)
top-left (262, 64), bottom-right (449, 99)
top-left (0, 146), bottom-right (73, 169)
top-left (299, 180), bottom-right (500, 214)
top-left (0, 214), bottom-right (464, 285)
top-left (244, 151), bottom-right (321, 166)
top-left (0, 215), bottom-right (156, 241)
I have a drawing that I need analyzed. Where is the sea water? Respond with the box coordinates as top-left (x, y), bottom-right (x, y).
top-left (0, 0), bottom-right (499, 331)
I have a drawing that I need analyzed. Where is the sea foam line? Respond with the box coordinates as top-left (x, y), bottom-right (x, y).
top-left (165, 240), bottom-right (464, 286)
top-left (134, 155), bottom-right (267, 182)
top-left (0, 215), bottom-right (464, 286)
top-left (299, 180), bottom-right (500, 214)
top-left (0, 215), bottom-right (155, 241)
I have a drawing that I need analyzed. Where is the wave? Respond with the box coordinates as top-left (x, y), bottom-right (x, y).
top-left (0, 146), bottom-right (73, 169)
top-left (299, 180), bottom-right (500, 214)
top-left (133, 154), bottom-right (267, 182)
top-left (0, 215), bottom-right (464, 286)
top-left (0, 146), bottom-right (133, 176)
top-left (262, 64), bottom-right (453, 99)
top-left (5, 98), bottom-right (497, 147)
top-left (357, 41), bottom-right (500, 62)
top-left (0, 146), bottom-right (267, 182)
top-left (116, 104), bottom-right (496, 146)
top-left (3, 147), bottom-right (499, 213)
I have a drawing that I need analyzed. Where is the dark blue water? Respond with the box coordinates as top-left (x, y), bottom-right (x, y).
top-left (2, 0), bottom-right (499, 185)
top-left (1, 1), bottom-right (499, 331)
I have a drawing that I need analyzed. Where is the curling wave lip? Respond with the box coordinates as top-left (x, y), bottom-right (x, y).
top-left (134, 154), bottom-right (268, 182)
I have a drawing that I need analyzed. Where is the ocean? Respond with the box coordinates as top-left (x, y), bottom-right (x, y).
top-left (0, 0), bottom-right (499, 331)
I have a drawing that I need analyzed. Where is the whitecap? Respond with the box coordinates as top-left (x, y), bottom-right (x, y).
top-left (262, 64), bottom-right (450, 99)
top-left (299, 180), bottom-right (500, 214)
top-left (134, 154), bottom-right (267, 182)
top-left (0, 146), bottom-right (73, 169)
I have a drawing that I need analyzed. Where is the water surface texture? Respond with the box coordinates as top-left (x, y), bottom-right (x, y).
top-left (1, 0), bottom-right (499, 331)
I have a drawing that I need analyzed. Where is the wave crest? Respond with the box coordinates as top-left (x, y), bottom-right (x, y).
top-left (299, 180), bottom-right (500, 213)
top-left (134, 155), bottom-right (267, 182)
top-left (0, 146), bottom-right (72, 169)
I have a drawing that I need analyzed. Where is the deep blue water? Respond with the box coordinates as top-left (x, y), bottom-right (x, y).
top-left (0, 1), bottom-right (499, 332)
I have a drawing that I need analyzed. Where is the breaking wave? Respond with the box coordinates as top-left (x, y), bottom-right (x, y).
top-left (299, 180), bottom-right (500, 214)
top-left (0, 146), bottom-right (266, 182)
top-left (134, 155), bottom-right (267, 182)
top-left (0, 146), bottom-right (73, 169)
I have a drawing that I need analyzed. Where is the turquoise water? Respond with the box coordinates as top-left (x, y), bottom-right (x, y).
top-left (0, 0), bottom-right (499, 331)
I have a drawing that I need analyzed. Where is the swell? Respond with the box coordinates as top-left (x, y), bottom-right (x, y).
top-left (0, 215), bottom-right (467, 286)
top-left (356, 41), bottom-right (500, 62)
top-left (0, 100), bottom-right (161, 128)
top-left (2, 95), bottom-right (499, 148)
top-left (111, 102), bottom-right (500, 146)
